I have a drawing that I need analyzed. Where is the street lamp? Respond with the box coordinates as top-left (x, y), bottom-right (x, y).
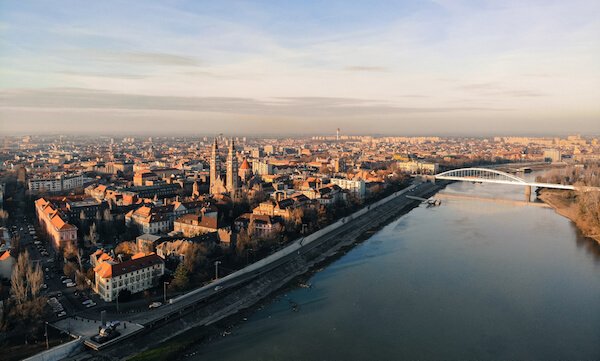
top-left (163, 281), bottom-right (169, 303)
top-left (44, 322), bottom-right (49, 349)
top-left (246, 248), bottom-right (254, 265)
top-left (214, 261), bottom-right (222, 280)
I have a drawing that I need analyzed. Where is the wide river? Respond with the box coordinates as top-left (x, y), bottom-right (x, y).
top-left (189, 174), bottom-right (600, 360)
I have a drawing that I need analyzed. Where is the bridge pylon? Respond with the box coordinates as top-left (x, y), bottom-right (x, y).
top-left (525, 185), bottom-right (532, 202)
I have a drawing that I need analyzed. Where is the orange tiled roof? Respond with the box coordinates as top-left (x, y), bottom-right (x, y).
top-left (0, 250), bottom-right (11, 261)
top-left (94, 262), bottom-right (112, 278)
top-left (239, 159), bottom-right (251, 170)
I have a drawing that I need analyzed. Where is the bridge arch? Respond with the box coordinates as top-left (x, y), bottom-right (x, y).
top-left (435, 168), bottom-right (528, 184)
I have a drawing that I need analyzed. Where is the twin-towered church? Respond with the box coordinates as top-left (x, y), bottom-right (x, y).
top-left (209, 138), bottom-right (240, 198)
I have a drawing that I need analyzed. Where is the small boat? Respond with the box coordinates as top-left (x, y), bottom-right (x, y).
top-left (298, 281), bottom-right (312, 289)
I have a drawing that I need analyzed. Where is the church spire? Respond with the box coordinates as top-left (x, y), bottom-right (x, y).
top-left (209, 137), bottom-right (221, 195)
top-left (226, 138), bottom-right (238, 196)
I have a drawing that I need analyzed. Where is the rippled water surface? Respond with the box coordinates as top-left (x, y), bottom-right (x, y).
top-left (190, 176), bottom-right (600, 361)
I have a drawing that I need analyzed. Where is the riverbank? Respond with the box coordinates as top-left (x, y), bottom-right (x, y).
top-left (118, 183), bottom-right (444, 361)
top-left (538, 190), bottom-right (600, 244)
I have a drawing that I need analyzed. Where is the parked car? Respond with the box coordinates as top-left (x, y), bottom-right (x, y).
top-left (66, 282), bottom-right (76, 288)
top-left (57, 311), bottom-right (67, 317)
top-left (85, 302), bottom-right (97, 308)
top-left (62, 278), bottom-right (72, 284)
top-left (148, 302), bottom-right (162, 309)
top-left (82, 299), bottom-right (93, 305)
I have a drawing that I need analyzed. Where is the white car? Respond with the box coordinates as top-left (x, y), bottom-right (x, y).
top-left (82, 299), bottom-right (93, 305)
top-left (85, 302), bottom-right (97, 308)
top-left (66, 282), bottom-right (76, 288)
top-left (57, 311), bottom-right (67, 317)
top-left (148, 302), bottom-right (162, 309)
top-left (62, 279), bottom-right (72, 284)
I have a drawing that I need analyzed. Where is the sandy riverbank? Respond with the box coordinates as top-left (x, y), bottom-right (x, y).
top-left (538, 190), bottom-right (600, 245)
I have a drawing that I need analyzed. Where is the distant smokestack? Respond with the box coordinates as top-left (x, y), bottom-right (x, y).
top-left (336, 128), bottom-right (340, 141)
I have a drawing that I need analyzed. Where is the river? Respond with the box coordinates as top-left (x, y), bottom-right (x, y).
top-left (187, 173), bottom-right (600, 360)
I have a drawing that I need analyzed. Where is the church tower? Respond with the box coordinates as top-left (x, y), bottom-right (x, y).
top-left (209, 138), bottom-right (221, 195)
top-left (226, 138), bottom-right (239, 195)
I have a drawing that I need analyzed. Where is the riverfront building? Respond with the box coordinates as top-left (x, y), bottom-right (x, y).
top-left (330, 178), bottom-right (366, 199)
top-left (93, 252), bottom-right (165, 302)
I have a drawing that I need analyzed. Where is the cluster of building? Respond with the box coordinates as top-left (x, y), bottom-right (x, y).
top-left (2, 133), bottom-right (600, 303)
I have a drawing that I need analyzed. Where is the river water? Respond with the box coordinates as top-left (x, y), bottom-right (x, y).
top-left (189, 174), bottom-right (600, 360)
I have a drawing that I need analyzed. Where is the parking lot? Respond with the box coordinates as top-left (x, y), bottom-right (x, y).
top-left (8, 215), bottom-right (108, 321)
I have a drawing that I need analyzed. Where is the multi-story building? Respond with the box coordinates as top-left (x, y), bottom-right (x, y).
top-left (125, 201), bottom-right (204, 234)
top-left (234, 213), bottom-right (284, 238)
top-left (252, 159), bottom-right (273, 176)
top-left (28, 173), bottom-right (84, 193)
top-left (543, 149), bottom-right (562, 163)
top-left (133, 170), bottom-right (159, 186)
top-left (34, 198), bottom-right (78, 250)
top-left (93, 252), bottom-right (164, 302)
top-left (122, 184), bottom-right (181, 199)
top-left (331, 178), bottom-right (366, 199)
top-left (125, 206), bottom-right (172, 235)
top-left (396, 161), bottom-right (439, 174)
top-left (173, 212), bottom-right (222, 237)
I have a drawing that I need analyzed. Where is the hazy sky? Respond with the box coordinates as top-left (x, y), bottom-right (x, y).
top-left (1, 0), bottom-right (599, 136)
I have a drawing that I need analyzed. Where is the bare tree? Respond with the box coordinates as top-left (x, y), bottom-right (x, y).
top-left (88, 222), bottom-right (99, 246)
top-left (63, 241), bottom-right (78, 259)
top-left (0, 209), bottom-right (9, 226)
top-left (183, 243), bottom-right (208, 273)
top-left (27, 261), bottom-right (43, 299)
top-left (10, 251), bottom-right (29, 305)
top-left (103, 208), bottom-right (113, 222)
top-left (63, 262), bottom-right (77, 279)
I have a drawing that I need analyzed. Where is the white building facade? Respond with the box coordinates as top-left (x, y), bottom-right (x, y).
top-left (94, 253), bottom-right (165, 302)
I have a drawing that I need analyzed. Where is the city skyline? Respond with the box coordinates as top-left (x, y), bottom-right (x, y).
top-left (1, 0), bottom-right (600, 135)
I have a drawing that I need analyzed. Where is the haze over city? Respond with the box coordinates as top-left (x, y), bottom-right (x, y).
top-left (1, 0), bottom-right (599, 135)
top-left (1, 2), bottom-right (600, 361)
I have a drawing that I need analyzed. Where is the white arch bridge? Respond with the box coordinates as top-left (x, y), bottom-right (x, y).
top-left (433, 168), bottom-right (577, 190)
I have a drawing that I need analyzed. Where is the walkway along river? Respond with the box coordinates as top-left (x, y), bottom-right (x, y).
top-left (187, 173), bottom-right (600, 361)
